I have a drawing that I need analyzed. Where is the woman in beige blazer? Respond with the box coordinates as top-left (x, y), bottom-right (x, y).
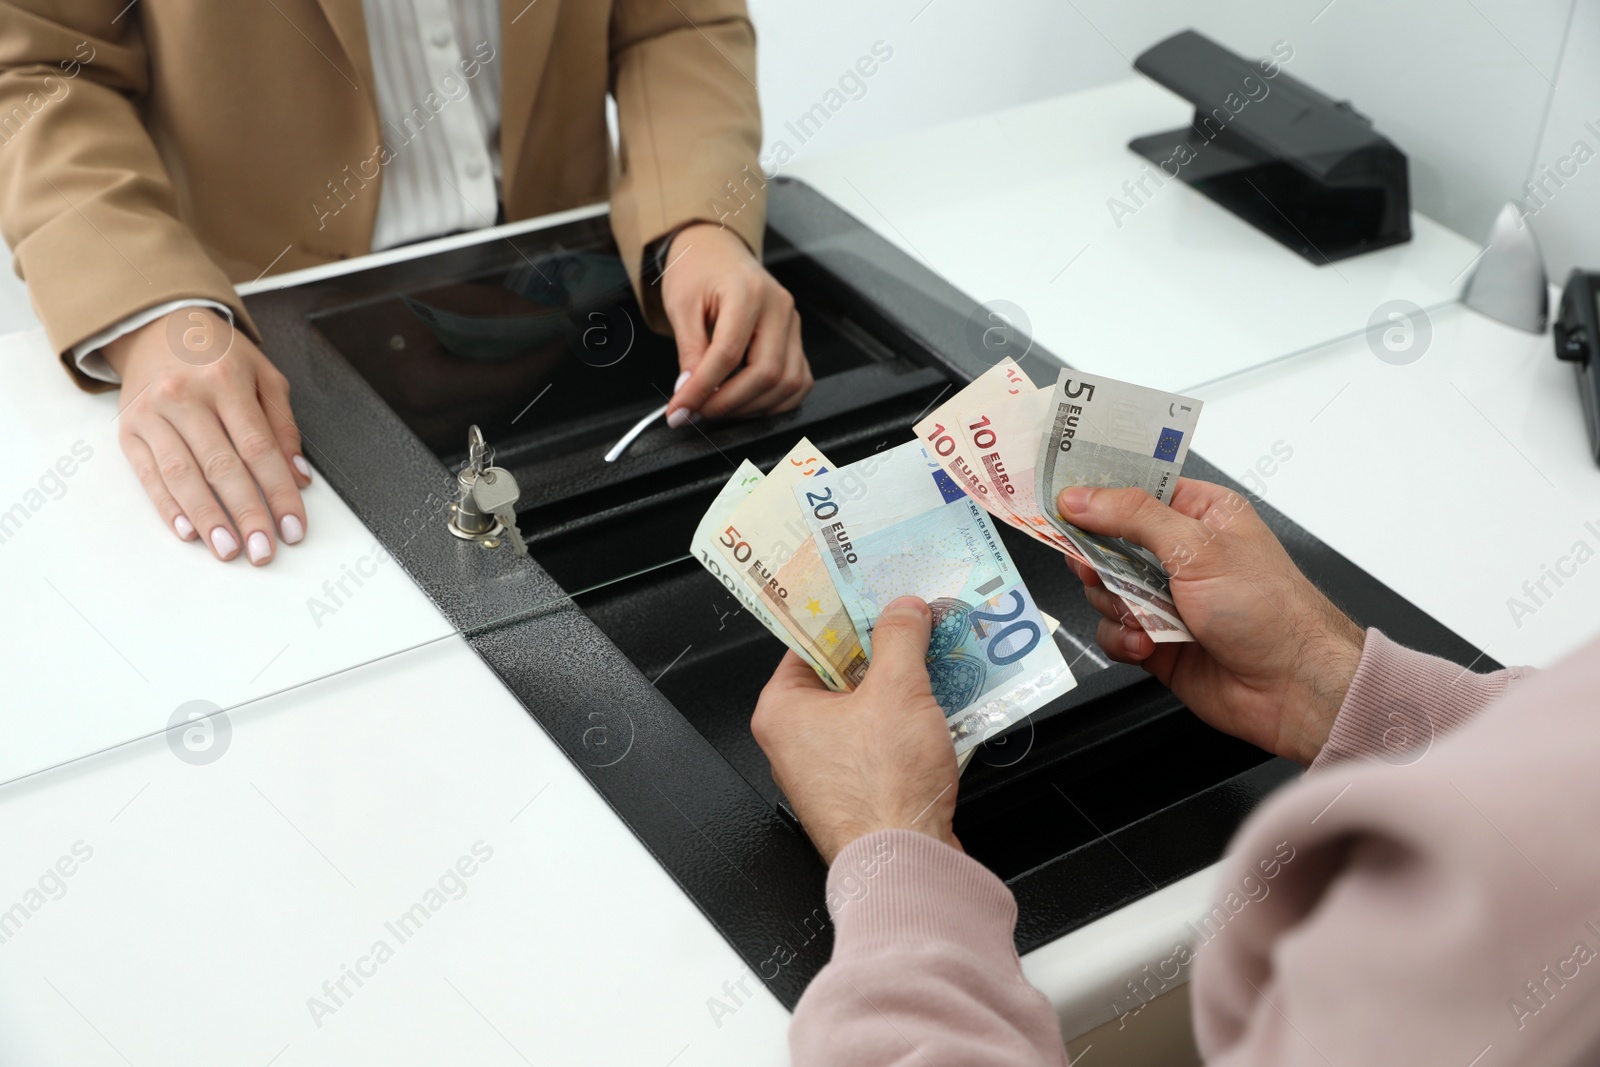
top-left (0, 0), bottom-right (809, 564)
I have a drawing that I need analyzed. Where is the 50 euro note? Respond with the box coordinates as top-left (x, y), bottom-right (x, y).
top-left (691, 458), bottom-right (846, 690)
top-left (793, 440), bottom-right (1075, 753)
top-left (714, 438), bottom-right (870, 690)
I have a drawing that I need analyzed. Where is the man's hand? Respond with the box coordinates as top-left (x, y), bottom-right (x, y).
top-left (1059, 480), bottom-right (1365, 766)
top-left (106, 308), bottom-right (310, 565)
top-left (660, 222), bottom-right (813, 427)
top-left (751, 597), bottom-right (959, 865)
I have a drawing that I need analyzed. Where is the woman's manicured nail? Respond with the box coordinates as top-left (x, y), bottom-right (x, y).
top-left (280, 514), bottom-right (305, 545)
top-left (247, 531), bottom-right (271, 564)
top-left (174, 515), bottom-right (195, 540)
top-left (292, 454), bottom-right (313, 481)
top-left (674, 369), bottom-right (691, 392)
top-left (667, 408), bottom-right (692, 429)
top-left (1060, 486), bottom-right (1094, 513)
top-left (210, 527), bottom-right (238, 558)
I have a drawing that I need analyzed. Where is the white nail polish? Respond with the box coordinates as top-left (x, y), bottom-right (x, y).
top-left (292, 454), bottom-right (312, 480)
top-left (666, 408), bottom-right (691, 429)
top-left (247, 531), bottom-right (271, 564)
top-left (280, 514), bottom-right (305, 545)
top-left (210, 527), bottom-right (238, 557)
top-left (174, 515), bottom-right (195, 540)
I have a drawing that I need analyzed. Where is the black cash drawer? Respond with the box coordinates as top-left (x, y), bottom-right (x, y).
top-left (246, 178), bottom-right (1492, 1008)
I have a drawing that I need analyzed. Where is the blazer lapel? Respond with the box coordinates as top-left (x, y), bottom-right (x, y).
top-left (499, 0), bottom-right (563, 194)
top-left (312, 0), bottom-right (378, 101)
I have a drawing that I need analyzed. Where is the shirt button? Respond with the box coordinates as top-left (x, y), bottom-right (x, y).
top-left (431, 28), bottom-right (452, 49)
top-left (465, 160), bottom-right (485, 179)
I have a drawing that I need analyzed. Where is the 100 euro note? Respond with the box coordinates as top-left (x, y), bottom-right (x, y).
top-left (793, 440), bottom-right (1075, 753)
top-left (692, 459), bottom-right (845, 690)
top-left (715, 438), bottom-right (871, 690)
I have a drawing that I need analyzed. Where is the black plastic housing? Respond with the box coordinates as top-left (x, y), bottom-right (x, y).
top-left (1129, 29), bottom-right (1411, 264)
top-left (1552, 268), bottom-right (1600, 466)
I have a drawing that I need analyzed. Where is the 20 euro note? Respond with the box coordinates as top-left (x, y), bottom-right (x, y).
top-left (692, 459), bottom-right (846, 690)
top-left (716, 438), bottom-right (870, 690)
top-left (794, 440), bottom-right (1076, 753)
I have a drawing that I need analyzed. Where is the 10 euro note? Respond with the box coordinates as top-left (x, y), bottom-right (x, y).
top-left (794, 440), bottom-right (1076, 753)
top-left (955, 382), bottom-right (1192, 639)
top-left (913, 358), bottom-right (1038, 537)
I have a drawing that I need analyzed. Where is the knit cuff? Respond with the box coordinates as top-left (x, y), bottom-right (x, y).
top-left (1312, 628), bottom-right (1528, 770)
top-left (827, 830), bottom-right (1022, 978)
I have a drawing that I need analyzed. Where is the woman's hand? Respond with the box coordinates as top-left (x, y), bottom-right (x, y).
top-left (660, 222), bottom-right (814, 427)
top-left (752, 597), bottom-right (959, 864)
top-left (106, 307), bottom-right (310, 565)
top-left (1059, 480), bottom-right (1365, 766)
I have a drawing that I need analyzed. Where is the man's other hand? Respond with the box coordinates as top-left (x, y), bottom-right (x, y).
top-left (752, 597), bottom-right (959, 864)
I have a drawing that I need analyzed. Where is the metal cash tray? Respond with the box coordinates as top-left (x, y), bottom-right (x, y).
top-left (246, 178), bottom-right (1494, 1009)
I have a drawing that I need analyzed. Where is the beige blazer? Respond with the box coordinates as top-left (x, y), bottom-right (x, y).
top-left (0, 0), bottom-right (766, 390)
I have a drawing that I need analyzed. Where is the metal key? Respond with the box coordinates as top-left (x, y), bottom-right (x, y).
top-left (472, 466), bottom-right (529, 557)
top-left (471, 466), bottom-right (520, 513)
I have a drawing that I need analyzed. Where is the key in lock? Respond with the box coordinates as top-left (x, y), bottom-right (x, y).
top-left (448, 425), bottom-right (527, 555)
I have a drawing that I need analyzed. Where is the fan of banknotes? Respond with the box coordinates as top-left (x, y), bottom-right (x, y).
top-left (691, 358), bottom-right (1203, 756)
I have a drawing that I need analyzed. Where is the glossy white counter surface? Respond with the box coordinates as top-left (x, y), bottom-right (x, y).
top-left (0, 636), bottom-right (791, 1065)
top-left (0, 208), bottom-right (793, 1065)
top-left (787, 78), bottom-right (1484, 394)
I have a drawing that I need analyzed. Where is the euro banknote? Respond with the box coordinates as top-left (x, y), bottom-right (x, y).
top-left (691, 458), bottom-right (846, 690)
top-left (715, 438), bottom-right (870, 690)
top-left (1036, 367), bottom-right (1201, 508)
top-left (956, 381), bottom-right (1194, 640)
top-left (793, 440), bottom-right (1076, 753)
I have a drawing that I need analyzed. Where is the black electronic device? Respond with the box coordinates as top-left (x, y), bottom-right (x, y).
top-left (1128, 29), bottom-right (1411, 264)
top-left (1552, 268), bottom-right (1600, 465)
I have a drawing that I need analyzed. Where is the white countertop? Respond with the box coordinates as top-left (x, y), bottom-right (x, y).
top-left (3, 76), bottom-right (1597, 1062)
top-left (787, 78), bottom-right (1485, 394)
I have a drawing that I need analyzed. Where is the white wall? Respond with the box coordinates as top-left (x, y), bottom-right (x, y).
top-left (4, 1), bottom-right (1595, 341)
top-left (1525, 0), bottom-right (1600, 280)
top-left (748, 0), bottom-right (1581, 249)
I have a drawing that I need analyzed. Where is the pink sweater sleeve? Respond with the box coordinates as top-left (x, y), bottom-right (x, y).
top-left (789, 830), bottom-right (1068, 1066)
top-left (1310, 628), bottom-right (1532, 770)
top-left (789, 632), bottom-right (1585, 1067)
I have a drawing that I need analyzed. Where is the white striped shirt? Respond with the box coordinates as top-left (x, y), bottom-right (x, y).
top-left (362, 0), bottom-right (504, 251)
top-left (75, 0), bottom-right (508, 381)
